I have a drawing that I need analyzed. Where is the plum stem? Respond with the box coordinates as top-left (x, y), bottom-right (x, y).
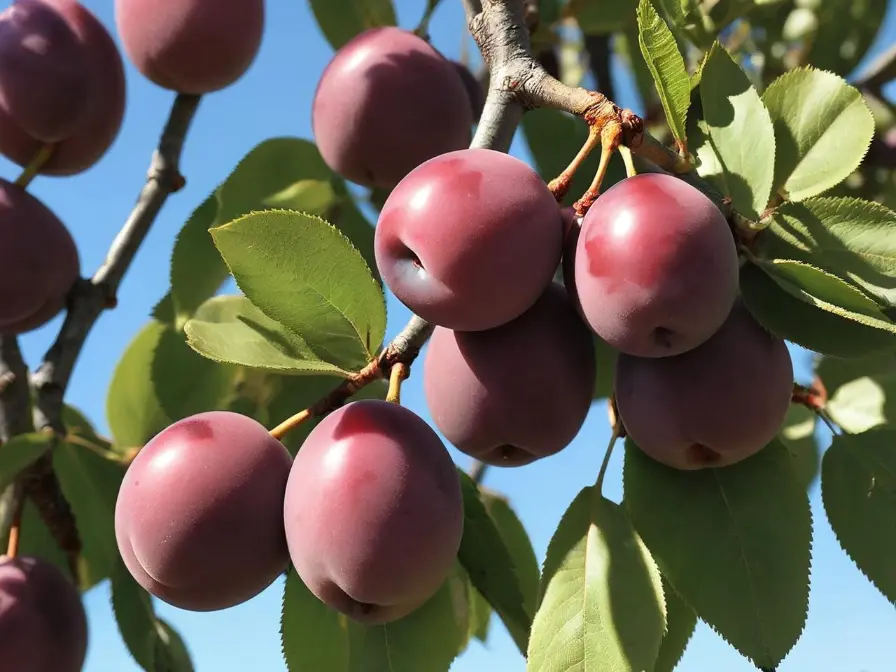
top-left (573, 120), bottom-right (622, 216)
top-left (469, 460), bottom-right (489, 484)
top-left (386, 363), bottom-right (409, 404)
top-left (14, 143), bottom-right (54, 189)
top-left (596, 425), bottom-right (621, 494)
top-left (269, 409), bottom-right (312, 441)
top-left (817, 409), bottom-right (841, 437)
top-left (548, 122), bottom-right (601, 201)
top-left (5, 494), bottom-right (23, 559)
top-left (414, 0), bottom-right (443, 37)
top-left (619, 145), bottom-right (637, 178)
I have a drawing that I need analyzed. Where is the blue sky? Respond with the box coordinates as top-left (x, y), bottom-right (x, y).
top-left (8, 1), bottom-right (896, 670)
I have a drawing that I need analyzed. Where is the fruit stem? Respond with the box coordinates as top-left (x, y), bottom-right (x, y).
top-left (547, 122), bottom-right (601, 201)
top-left (619, 145), bottom-right (637, 178)
top-left (414, 0), bottom-right (442, 37)
top-left (817, 409), bottom-right (841, 436)
top-left (269, 409), bottom-right (312, 441)
top-left (385, 363), bottom-right (409, 404)
top-left (595, 426), bottom-right (621, 494)
top-left (573, 120), bottom-right (622, 216)
top-left (14, 143), bottom-right (54, 189)
top-left (469, 459), bottom-right (489, 484)
top-left (5, 493), bottom-right (24, 559)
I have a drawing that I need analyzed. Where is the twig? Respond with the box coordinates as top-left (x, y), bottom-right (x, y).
top-left (469, 460), bottom-right (489, 484)
top-left (0, 337), bottom-right (33, 546)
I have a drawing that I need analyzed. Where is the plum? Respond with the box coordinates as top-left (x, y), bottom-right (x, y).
top-left (451, 60), bottom-right (484, 120)
top-left (424, 283), bottom-right (596, 467)
top-left (115, 0), bottom-right (264, 94)
top-left (0, 0), bottom-right (125, 175)
top-left (375, 148), bottom-right (563, 331)
top-left (312, 26), bottom-right (472, 189)
top-left (0, 179), bottom-right (79, 335)
top-left (615, 302), bottom-right (794, 470)
top-left (114, 411), bottom-right (293, 611)
top-left (574, 173), bottom-right (739, 357)
top-left (0, 0), bottom-right (89, 142)
top-left (284, 399), bottom-right (463, 625)
top-left (0, 554), bottom-right (87, 672)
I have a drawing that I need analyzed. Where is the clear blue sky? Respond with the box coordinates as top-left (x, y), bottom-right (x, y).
top-left (9, 1), bottom-right (896, 670)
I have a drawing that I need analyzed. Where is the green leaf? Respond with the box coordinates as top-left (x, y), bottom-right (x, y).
top-left (636, 0), bottom-right (690, 149)
top-left (761, 68), bottom-right (874, 201)
top-left (184, 295), bottom-right (352, 377)
top-left (757, 197), bottom-right (896, 308)
top-left (821, 428), bottom-right (896, 603)
top-left (740, 262), bottom-right (896, 357)
top-left (53, 440), bottom-right (125, 584)
top-left (153, 620), bottom-right (194, 672)
top-left (655, 578), bottom-right (697, 672)
top-left (309, 0), bottom-right (396, 50)
top-left (111, 558), bottom-right (160, 671)
top-left (527, 488), bottom-right (666, 672)
top-left (0, 432), bottom-right (52, 491)
top-left (456, 471), bottom-right (531, 655)
top-left (15, 501), bottom-right (72, 584)
top-left (816, 351), bottom-right (896, 398)
top-left (106, 321), bottom-right (172, 450)
top-left (470, 589), bottom-right (492, 643)
top-left (780, 404), bottom-right (821, 490)
top-left (592, 335), bottom-right (618, 400)
top-left (211, 210), bottom-right (386, 371)
top-left (623, 439), bottom-right (811, 668)
top-left (698, 41), bottom-right (775, 220)
top-left (480, 491), bottom-right (540, 619)
top-left (62, 405), bottom-right (107, 444)
top-left (281, 568), bottom-right (351, 672)
top-left (806, 0), bottom-right (887, 78)
top-left (571, 0), bottom-right (636, 34)
top-left (825, 374), bottom-right (896, 434)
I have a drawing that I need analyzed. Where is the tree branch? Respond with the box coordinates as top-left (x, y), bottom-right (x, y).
top-left (0, 336), bottom-right (34, 543)
top-left (854, 43), bottom-right (896, 94)
top-left (31, 93), bottom-right (202, 433)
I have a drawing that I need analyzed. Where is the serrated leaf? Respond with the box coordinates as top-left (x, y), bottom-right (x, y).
top-left (637, 0), bottom-right (690, 148)
top-left (212, 210), bottom-right (385, 371)
top-left (14, 501), bottom-right (72, 583)
top-left (699, 41), bottom-right (775, 219)
top-left (806, 0), bottom-right (887, 78)
top-left (821, 428), bottom-right (896, 603)
top-left (309, 0), bottom-right (396, 50)
top-left (0, 432), bottom-right (52, 491)
top-left (762, 69), bottom-right (874, 201)
top-left (281, 568), bottom-right (351, 672)
top-left (740, 262), bottom-right (896, 357)
top-left (757, 197), bottom-right (896, 308)
top-left (825, 374), bottom-right (896, 434)
top-left (780, 404), bottom-right (821, 490)
top-left (153, 619), bottom-right (194, 672)
top-left (184, 295), bottom-right (351, 377)
top-left (592, 335), bottom-right (618, 400)
top-left (111, 559), bottom-right (159, 670)
top-left (623, 439), bottom-right (811, 668)
top-left (470, 589), bottom-right (492, 643)
top-left (816, 351), bottom-right (896, 398)
top-left (457, 471), bottom-right (531, 655)
top-left (527, 488), bottom-right (666, 672)
top-left (480, 491), bottom-right (540, 619)
top-left (655, 578), bottom-right (697, 672)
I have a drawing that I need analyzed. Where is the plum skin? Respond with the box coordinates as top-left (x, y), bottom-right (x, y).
top-left (615, 302), bottom-right (794, 470)
top-left (115, 0), bottom-right (264, 94)
top-left (0, 0), bottom-right (125, 176)
top-left (0, 179), bottom-right (79, 335)
top-left (114, 411), bottom-right (293, 612)
top-left (0, 0), bottom-right (89, 142)
top-left (284, 399), bottom-right (463, 625)
top-left (0, 555), bottom-right (88, 672)
top-left (375, 148), bottom-right (564, 332)
top-left (424, 283), bottom-right (596, 467)
top-left (312, 26), bottom-right (472, 189)
top-left (574, 173), bottom-right (739, 358)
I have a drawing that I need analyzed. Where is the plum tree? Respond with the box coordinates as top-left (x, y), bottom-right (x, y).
top-left (114, 411), bottom-right (293, 611)
top-left (615, 302), bottom-right (794, 470)
top-left (115, 0), bottom-right (264, 94)
top-left (312, 27), bottom-right (473, 189)
top-left (375, 148), bottom-right (563, 331)
top-left (0, 555), bottom-right (87, 672)
top-left (0, 0), bottom-right (89, 142)
top-left (423, 283), bottom-right (596, 467)
top-left (451, 60), bottom-right (485, 120)
top-left (573, 173), bottom-right (739, 358)
top-left (0, 0), bottom-right (125, 175)
top-left (283, 400), bottom-right (463, 625)
top-left (0, 179), bottom-right (79, 335)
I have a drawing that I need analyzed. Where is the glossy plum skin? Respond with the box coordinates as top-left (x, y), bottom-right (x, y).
top-left (573, 173), bottom-right (739, 358)
top-left (615, 302), bottom-right (794, 470)
top-left (0, 555), bottom-right (87, 672)
top-left (115, 0), bottom-right (264, 94)
top-left (312, 27), bottom-right (472, 189)
top-left (451, 60), bottom-right (484, 120)
top-left (114, 411), bottom-right (293, 611)
top-left (424, 283), bottom-right (596, 467)
top-left (0, 0), bottom-right (125, 175)
top-left (375, 148), bottom-right (564, 331)
top-left (284, 400), bottom-right (463, 625)
top-left (0, 0), bottom-right (89, 142)
top-left (0, 179), bottom-right (79, 334)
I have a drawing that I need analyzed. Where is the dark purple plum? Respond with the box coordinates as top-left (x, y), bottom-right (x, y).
top-left (114, 411), bottom-right (293, 611)
top-left (375, 148), bottom-right (563, 331)
top-left (312, 27), bottom-right (472, 189)
top-left (615, 302), bottom-right (794, 470)
top-left (284, 400), bottom-right (463, 625)
top-left (0, 554), bottom-right (87, 672)
top-left (0, 179), bottom-right (79, 335)
top-left (424, 283), bottom-right (596, 467)
top-left (574, 173), bottom-right (739, 357)
top-left (451, 60), bottom-right (484, 119)
top-left (115, 0), bottom-right (264, 94)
